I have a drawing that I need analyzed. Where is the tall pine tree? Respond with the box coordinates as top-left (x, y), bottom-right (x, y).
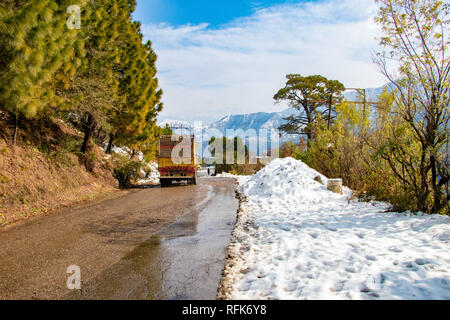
top-left (107, 2), bottom-right (163, 158)
top-left (0, 0), bottom-right (83, 144)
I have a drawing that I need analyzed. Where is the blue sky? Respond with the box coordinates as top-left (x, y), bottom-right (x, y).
top-left (135, 0), bottom-right (386, 124)
top-left (134, 0), bottom-right (302, 27)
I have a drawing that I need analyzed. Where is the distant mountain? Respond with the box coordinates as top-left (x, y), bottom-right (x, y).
top-left (205, 109), bottom-right (296, 132)
top-left (158, 84), bottom-right (388, 156)
top-left (159, 110), bottom-right (302, 156)
top-left (343, 85), bottom-right (387, 102)
top-left (203, 85), bottom-right (387, 136)
top-left (158, 109), bottom-right (297, 134)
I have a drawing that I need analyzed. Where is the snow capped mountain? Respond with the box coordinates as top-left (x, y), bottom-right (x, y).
top-left (343, 85), bottom-right (388, 102)
top-left (158, 109), bottom-right (297, 134)
top-left (158, 84), bottom-right (388, 153)
top-left (205, 85), bottom-right (387, 134)
top-left (205, 109), bottom-right (297, 133)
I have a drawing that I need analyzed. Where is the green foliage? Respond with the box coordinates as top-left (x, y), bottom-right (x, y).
top-left (37, 142), bottom-right (50, 155)
top-left (113, 154), bottom-right (142, 189)
top-left (279, 139), bottom-right (306, 160)
top-left (61, 137), bottom-right (83, 153)
top-left (374, 0), bottom-right (449, 214)
top-left (208, 137), bottom-right (263, 175)
top-left (0, 0), bottom-right (82, 118)
top-left (0, 0), bottom-right (164, 191)
top-left (289, 1), bottom-right (449, 214)
top-left (162, 123), bottom-right (173, 135)
top-left (107, 8), bottom-right (163, 160)
top-left (50, 150), bottom-right (77, 167)
top-left (274, 74), bottom-right (345, 140)
top-left (304, 86), bottom-right (448, 214)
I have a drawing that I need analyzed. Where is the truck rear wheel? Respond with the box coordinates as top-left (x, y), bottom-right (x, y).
top-left (160, 179), bottom-right (171, 187)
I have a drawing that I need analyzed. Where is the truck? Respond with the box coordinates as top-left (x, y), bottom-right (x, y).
top-left (158, 135), bottom-right (197, 187)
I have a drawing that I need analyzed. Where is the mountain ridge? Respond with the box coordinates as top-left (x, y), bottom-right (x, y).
top-left (159, 85), bottom-right (387, 134)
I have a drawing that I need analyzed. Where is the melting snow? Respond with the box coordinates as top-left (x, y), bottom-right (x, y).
top-left (224, 158), bottom-right (450, 300)
top-left (138, 161), bottom-right (159, 185)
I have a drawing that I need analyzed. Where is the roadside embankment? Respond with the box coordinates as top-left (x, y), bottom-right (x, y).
top-left (0, 116), bottom-right (119, 226)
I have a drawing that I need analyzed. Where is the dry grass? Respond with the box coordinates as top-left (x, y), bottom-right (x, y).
top-left (0, 113), bottom-right (119, 226)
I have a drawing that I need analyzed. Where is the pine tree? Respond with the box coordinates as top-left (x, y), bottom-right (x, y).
top-left (1, 0), bottom-right (164, 158)
top-left (274, 75), bottom-right (345, 142)
top-left (107, 3), bottom-right (163, 159)
top-left (0, 0), bottom-right (83, 144)
top-left (60, 0), bottom-right (123, 154)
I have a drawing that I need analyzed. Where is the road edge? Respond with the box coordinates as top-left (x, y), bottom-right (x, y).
top-left (216, 185), bottom-right (250, 300)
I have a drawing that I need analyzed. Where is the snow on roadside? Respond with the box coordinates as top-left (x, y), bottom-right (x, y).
top-left (137, 161), bottom-right (159, 185)
top-left (221, 158), bottom-right (450, 300)
top-left (216, 172), bottom-right (250, 185)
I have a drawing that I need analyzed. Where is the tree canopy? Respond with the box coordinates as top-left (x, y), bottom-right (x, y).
top-left (274, 74), bottom-right (345, 141)
top-left (375, 0), bottom-right (449, 213)
top-left (0, 0), bottom-right (164, 160)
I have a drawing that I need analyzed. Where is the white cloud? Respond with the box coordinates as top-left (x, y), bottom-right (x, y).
top-left (142, 0), bottom-right (386, 124)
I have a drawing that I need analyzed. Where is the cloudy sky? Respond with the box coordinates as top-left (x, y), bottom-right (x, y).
top-left (134, 0), bottom-right (387, 124)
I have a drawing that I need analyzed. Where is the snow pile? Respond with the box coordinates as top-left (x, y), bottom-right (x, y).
top-left (111, 146), bottom-right (147, 162)
top-left (224, 157), bottom-right (450, 300)
top-left (111, 146), bottom-right (131, 158)
top-left (241, 158), bottom-right (347, 201)
top-left (138, 161), bottom-right (160, 185)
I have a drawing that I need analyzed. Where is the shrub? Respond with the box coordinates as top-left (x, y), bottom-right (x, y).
top-left (113, 155), bottom-right (143, 189)
top-left (62, 137), bottom-right (83, 153)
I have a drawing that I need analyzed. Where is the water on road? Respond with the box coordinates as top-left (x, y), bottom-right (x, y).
top-left (67, 178), bottom-right (238, 300)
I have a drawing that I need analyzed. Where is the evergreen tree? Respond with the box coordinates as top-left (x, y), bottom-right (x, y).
top-left (274, 75), bottom-right (345, 141)
top-left (107, 5), bottom-right (163, 159)
top-left (324, 80), bottom-right (346, 129)
top-left (63, 0), bottom-right (127, 154)
top-left (1, 0), bottom-right (164, 161)
top-left (0, 0), bottom-right (83, 144)
top-left (162, 123), bottom-right (173, 135)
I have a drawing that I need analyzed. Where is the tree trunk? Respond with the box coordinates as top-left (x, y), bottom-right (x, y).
top-left (81, 113), bottom-right (95, 154)
top-left (418, 148), bottom-right (430, 213)
top-left (12, 112), bottom-right (18, 145)
top-left (430, 155), bottom-right (443, 214)
top-left (327, 95), bottom-right (333, 130)
top-left (106, 133), bottom-right (114, 154)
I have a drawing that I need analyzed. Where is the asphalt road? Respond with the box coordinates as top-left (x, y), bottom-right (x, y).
top-left (0, 177), bottom-right (238, 300)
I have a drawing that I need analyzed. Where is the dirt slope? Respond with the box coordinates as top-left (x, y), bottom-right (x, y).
top-left (0, 113), bottom-right (118, 226)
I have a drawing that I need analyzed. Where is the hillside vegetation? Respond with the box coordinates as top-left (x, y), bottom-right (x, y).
top-left (276, 0), bottom-right (449, 215)
top-left (0, 1), bottom-right (166, 225)
top-left (0, 112), bottom-right (120, 225)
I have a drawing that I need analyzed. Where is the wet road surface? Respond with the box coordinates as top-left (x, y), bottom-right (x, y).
top-left (67, 178), bottom-right (238, 300)
top-left (0, 178), bottom-right (237, 300)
